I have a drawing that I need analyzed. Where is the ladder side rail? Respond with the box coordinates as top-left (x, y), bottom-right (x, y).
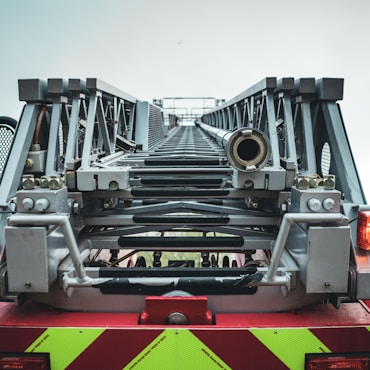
top-left (86, 78), bottom-right (137, 105)
top-left (203, 77), bottom-right (277, 116)
top-left (319, 101), bottom-right (365, 205)
top-left (200, 78), bottom-right (283, 172)
top-left (77, 78), bottom-right (140, 168)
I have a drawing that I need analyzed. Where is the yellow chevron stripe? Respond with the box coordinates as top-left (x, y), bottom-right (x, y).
top-left (123, 329), bottom-right (231, 370)
top-left (249, 328), bottom-right (331, 369)
top-left (25, 328), bottom-right (104, 370)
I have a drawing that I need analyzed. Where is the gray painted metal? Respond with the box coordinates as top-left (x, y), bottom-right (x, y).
top-left (8, 214), bottom-right (88, 282)
top-left (0, 104), bottom-right (39, 206)
top-left (0, 76), bottom-right (369, 312)
top-left (264, 212), bottom-right (347, 282)
top-left (5, 227), bottom-right (49, 292)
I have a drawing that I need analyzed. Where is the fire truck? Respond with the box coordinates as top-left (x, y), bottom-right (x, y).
top-left (0, 77), bottom-right (369, 369)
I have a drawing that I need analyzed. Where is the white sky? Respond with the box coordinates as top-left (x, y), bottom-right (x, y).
top-left (1, 0), bottom-right (370, 197)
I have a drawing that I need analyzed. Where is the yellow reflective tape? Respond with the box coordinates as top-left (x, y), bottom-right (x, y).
top-left (123, 329), bottom-right (231, 370)
top-left (25, 328), bottom-right (104, 370)
top-left (249, 328), bottom-right (331, 370)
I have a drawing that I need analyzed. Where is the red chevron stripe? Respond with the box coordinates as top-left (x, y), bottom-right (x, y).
top-left (0, 328), bottom-right (46, 351)
top-left (192, 329), bottom-right (289, 370)
top-left (66, 329), bottom-right (163, 370)
top-left (310, 327), bottom-right (370, 353)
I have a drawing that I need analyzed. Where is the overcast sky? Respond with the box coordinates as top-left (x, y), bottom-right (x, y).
top-left (1, 0), bottom-right (370, 195)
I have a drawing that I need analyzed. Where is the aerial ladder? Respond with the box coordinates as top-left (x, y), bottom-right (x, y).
top-left (0, 77), bottom-right (369, 369)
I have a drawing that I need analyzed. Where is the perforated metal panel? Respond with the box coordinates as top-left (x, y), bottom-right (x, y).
top-left (135, 102), bottom-right (165, 150)
top-left (0, 124), bottom-right (15, 173)
top-left (148, 104), bottom-right (164, 149)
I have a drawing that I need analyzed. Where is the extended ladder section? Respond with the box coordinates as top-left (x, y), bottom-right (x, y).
top-left (0, 77), bottom-right (369, 312)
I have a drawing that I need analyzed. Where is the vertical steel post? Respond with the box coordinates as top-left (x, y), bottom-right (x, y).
top-left (321, 102), bottom-right (365, 204)
top-left (46, 102), bottom-right (63, 175)
top-left (0, 104), bottom-right (39, 206)
top-left (81, 93), bottom-right (98, 169)
top-left (65, 95), bottom-right (82, 168)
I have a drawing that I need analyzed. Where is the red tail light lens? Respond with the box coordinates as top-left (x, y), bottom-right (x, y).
top-left (306, 352), bottom-right (370, 370)
top-left (0, 353), bottom-right (50, 370)
top-left (357, 211), bottom-right (370, 250)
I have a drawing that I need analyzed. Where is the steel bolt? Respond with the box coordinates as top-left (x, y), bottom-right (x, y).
top-left (24, 158), bottom-right (34, 168)
top-left (323, 175), bottom-right (335, 190)
top-left (296, 176), bottom-right (309, 190)
top-left (104, 199), bottom-right (113, 209)
top-left (22, 175), bottom-right (35, 190)
top-left (109, 180), bottom-right (119, 190)
top-left (308, 177), bottom-right (319, 188)
top-left (49, 175), bottom-right (63, 190)
top-left (40, 176), bottom-right (49, 188)
top-left (72, 202), bottom-right (80, 215)
top-left (244, 180), bottom-right (254, 189)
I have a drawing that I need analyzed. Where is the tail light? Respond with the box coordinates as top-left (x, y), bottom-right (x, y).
top-left (306, 352), bottom-right (370, 370)
top-left (357, 211), bottom-right (370, 250)
top-left (0, 353), bottom-right (50, 370)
